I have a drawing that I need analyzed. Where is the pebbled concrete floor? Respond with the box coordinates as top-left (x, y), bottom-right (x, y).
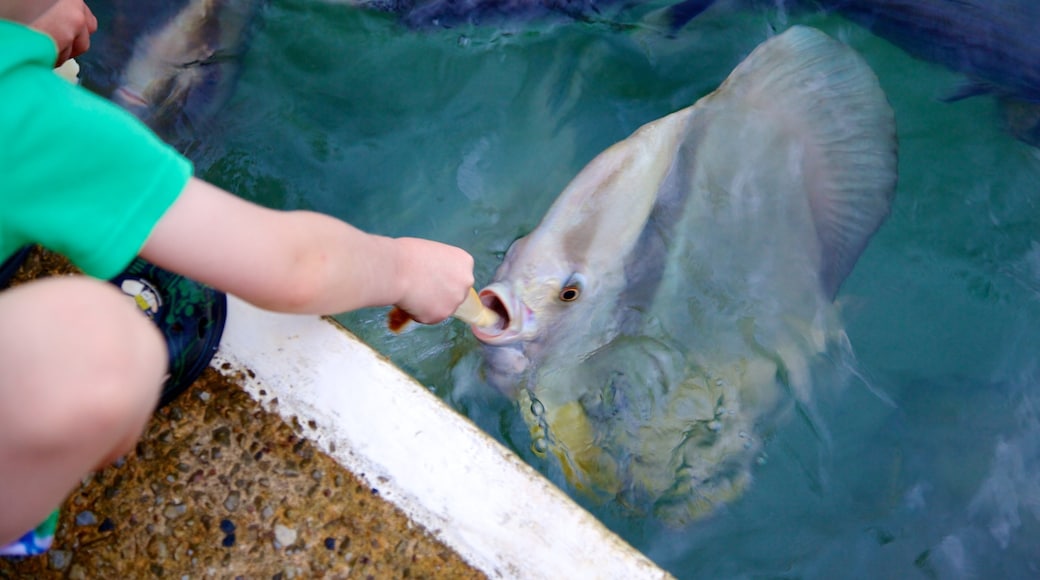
top-left (0, 248), bottom-right (485, 579)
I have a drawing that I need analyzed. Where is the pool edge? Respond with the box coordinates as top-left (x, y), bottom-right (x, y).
top-left (212, 296), bottom-right (672, 580)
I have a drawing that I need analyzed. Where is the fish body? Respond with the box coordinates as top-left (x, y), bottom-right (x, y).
top-left (473, 26), bottom-right (897, 524)
top-left (83, 0), bottom-right (258, 136)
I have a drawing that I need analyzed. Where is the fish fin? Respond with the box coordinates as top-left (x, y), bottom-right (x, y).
top-left (191, 48), bottom-right (241, 67)
top-left (719, 26), bottom-right (898, 298)
top-left (940, 80), bottom-right (996, 103)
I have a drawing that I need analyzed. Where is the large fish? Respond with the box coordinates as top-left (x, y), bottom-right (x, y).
top-left (81, 0), bottom-right (258, 137)
top-left (471, 26), bottom-right (897, 525)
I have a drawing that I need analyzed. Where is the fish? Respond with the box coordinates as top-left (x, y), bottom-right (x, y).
top-left (665, 0), bottom-right (1040, 146)
top-left (828, 0), bottom-right (1040, 146)
top-left (81, 0), bottom-right (258, 137)
top-left (819, 0), bottom-right (1040, 102)
top-left (471, 25), bottom-right (897, 525)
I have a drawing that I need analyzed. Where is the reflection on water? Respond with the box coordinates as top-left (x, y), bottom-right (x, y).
top-left (81, 1), bottom-right (1040, 576)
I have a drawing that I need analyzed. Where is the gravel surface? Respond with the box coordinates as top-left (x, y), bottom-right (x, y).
top-left (0, 247), bottom-right (485, 579)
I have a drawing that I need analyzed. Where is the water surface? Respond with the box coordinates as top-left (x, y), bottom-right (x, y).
top-left (85, 2), bottom-right (1040, 576)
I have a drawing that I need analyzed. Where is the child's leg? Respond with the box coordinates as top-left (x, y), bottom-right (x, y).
top-left (0, 276), bottom-right (167, 545)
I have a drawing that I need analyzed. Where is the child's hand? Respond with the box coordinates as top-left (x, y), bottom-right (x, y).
top-left (393, 237), bottom-right (475, 324)
top-left (30, 0), bottom-right (97, 66)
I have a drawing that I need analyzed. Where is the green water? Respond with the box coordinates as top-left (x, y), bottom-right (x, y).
top-left (96, 1), bottom-right (1040, 576)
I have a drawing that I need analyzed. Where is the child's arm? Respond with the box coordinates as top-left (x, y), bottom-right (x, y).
top-left (141, 177), bottom-right (475, 323)
top-left (0, 1), bottom-right (54, 26)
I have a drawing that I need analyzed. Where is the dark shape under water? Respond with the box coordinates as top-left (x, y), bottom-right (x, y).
top-left (671, 0), bottom-right (1040, 146)
top-left (841, 0), bottom-right (1040, 146)
top-left (825, 0), bottom-right (1040, 103)
top-left (79, 0), bottom-right (260, 142)
top-left (353, 0), bottom-right (1040, 146)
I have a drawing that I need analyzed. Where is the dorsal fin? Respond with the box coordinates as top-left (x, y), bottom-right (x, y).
top-left (715, 26), bottom-right (898, 298)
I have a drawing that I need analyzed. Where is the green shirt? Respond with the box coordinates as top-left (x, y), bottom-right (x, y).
top-left (0, 21), bottom-right (192, 279)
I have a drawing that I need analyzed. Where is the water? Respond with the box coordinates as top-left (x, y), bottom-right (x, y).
top-left (82, 2), bottom-right (1040, 576)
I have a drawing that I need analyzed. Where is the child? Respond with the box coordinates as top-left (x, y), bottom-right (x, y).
top-left (0, 0), bottom-right (476, 552)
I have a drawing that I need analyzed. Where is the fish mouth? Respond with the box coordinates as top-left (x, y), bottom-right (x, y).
top-left (113, 86), bottom-right (154, 123)
top-left (471, 285), bottom-right (520, 344)
top-left (113, 86), bottom-right (149, 109)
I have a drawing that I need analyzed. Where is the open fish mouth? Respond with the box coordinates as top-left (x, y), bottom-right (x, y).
top-left (472, 286), bottom-right (517, 344)
top-left (113, 86), bottom-right (149, 109)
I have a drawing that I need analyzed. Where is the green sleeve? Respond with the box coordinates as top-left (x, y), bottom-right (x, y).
top-left (0, 22), bottom-right (193, 280)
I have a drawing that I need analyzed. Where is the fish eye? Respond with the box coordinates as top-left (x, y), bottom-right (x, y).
top-left (559, 286), bottom-right (580, 302)
top-left (558, 274), bottom-right (584, 303)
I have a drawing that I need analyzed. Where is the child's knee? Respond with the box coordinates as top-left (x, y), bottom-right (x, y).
top-left (0, 276), bottom-right (166, 454)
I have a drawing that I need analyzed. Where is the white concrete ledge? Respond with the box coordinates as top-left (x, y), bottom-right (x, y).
top-left (212, 296), bottom-right (671, 580)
